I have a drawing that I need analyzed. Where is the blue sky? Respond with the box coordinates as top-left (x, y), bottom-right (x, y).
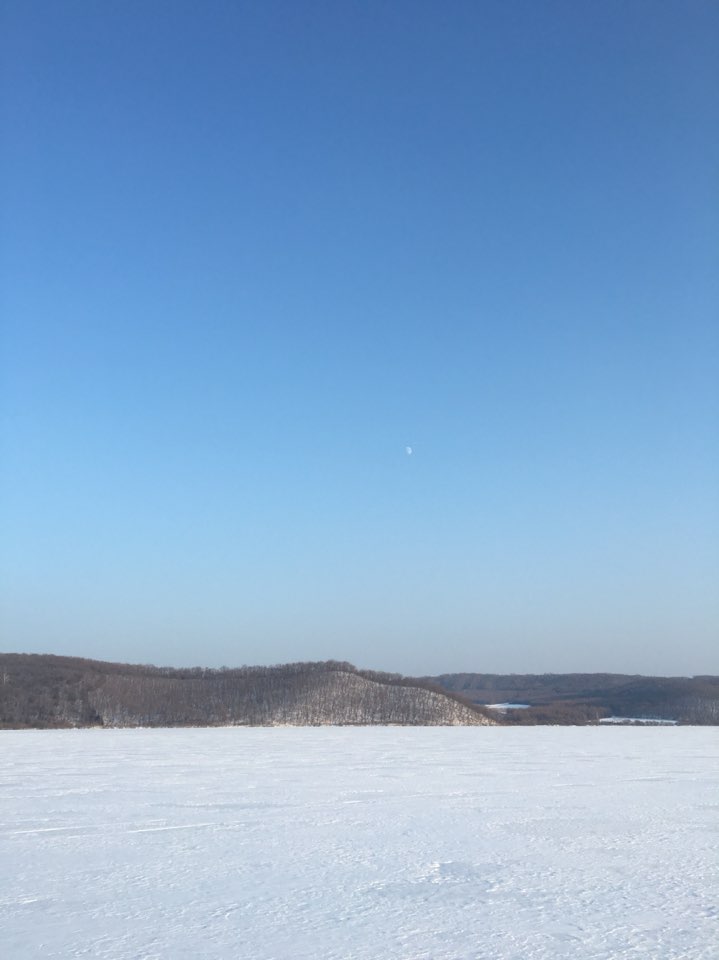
top-left (1, 1), bottom-right (717, 675)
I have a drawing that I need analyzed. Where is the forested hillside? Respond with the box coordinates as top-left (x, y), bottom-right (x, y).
top-left (3, 654), bottom-right (715, 728)
top-left (0, 655), bottom-right (493, 728)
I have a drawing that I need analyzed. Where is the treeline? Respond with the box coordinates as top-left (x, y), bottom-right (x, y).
top-left (430, 672), bottom-right (719, 725)
top-left (4, 654), bottom-right (714, 728)
top-left (0, 654), bottom-right (494, 729)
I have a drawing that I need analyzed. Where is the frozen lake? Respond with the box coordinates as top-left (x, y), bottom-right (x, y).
top-left (1, 727), bottom-right (717, 960)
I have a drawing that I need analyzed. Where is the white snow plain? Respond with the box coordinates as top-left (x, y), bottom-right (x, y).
top-left (1, 727), bottom-right (717, 960)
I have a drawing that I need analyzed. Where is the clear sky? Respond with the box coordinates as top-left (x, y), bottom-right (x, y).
top-left (1, 1), bottom-right (717, 676)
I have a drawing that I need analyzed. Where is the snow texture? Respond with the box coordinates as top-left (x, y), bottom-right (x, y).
top-left (1, 727), bottom-right (717, 960)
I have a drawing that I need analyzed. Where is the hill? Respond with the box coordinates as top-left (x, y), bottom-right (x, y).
top-left (428, 672), bottom-right (719, 724)
top-left (0, 654), bottom-right (494, 728)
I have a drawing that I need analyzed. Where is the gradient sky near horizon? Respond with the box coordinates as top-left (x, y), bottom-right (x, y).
top-left (1, 1), bottom-right (717, 676)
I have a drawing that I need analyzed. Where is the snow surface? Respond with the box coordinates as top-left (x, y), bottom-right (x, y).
top-left (1, 727), bottom-right (717, 960)
top-left (598, 717), bottom-right (678, 725)
top-left (484, 703), bottom-right (531, 710)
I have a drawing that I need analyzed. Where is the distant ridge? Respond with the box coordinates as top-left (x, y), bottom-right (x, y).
top-left (428, 672), bottom-right (719, 725)
top-left (0, 654), bottom-right (494, 729)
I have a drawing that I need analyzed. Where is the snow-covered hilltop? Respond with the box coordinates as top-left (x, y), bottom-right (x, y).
top-left (0, 655), bottom-right (494, 728)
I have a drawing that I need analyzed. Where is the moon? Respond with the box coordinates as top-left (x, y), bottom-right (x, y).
top-left (405, 446), bottom-right (413, 456)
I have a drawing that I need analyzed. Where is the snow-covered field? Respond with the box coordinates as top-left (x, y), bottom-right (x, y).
top-left (1, 728), bottom-right (717, 960)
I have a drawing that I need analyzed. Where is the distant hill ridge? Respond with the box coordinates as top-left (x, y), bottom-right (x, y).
top-left (0, 654), bottom-right (494, 729)
top-left (428, 672), bottom-right (719, 725)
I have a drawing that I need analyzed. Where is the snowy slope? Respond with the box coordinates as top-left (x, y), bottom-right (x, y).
top-left (1, 727), bottom-right (717, 960)
top-left (89, 669), bottom-right (494, 726)
top-left (0, 656), bottom-right (493, 727)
